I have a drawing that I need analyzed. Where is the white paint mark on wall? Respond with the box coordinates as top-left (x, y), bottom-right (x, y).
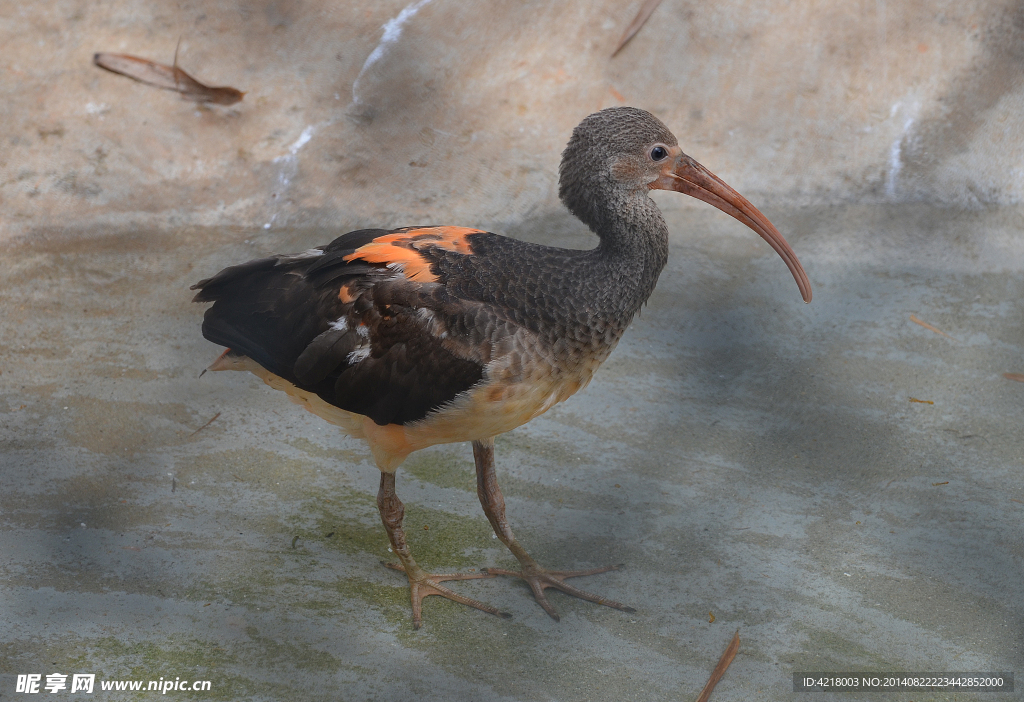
top-left (274, 124), bottom-right (319, 166)
top-left (289, 126), bottom-right (316, 155)
top-left (85, 102), bottom-right (110, 117)
top-left (351, 0), bottom-right (435, 105)
top-left (886, 101), bottom-right (919, 200)
top-left (271, 123), bottom-right (325, 196)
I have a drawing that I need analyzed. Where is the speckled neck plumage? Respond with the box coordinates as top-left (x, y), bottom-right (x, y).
top-left (556, 106), bottom-right (676, 332)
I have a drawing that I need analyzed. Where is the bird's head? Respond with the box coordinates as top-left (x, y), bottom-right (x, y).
top-left (559, 107), bottom-right (811, 303)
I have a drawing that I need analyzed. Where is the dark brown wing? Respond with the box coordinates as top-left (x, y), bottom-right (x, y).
top-left (191, 226), bottom-right (495, 426)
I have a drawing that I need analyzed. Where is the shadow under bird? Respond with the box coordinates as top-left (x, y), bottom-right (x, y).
top-left (191, 107), bottom-right (811, 628)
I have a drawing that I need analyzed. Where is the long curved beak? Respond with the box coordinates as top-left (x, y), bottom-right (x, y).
top-left (652, 150), bottom-right (812, 303)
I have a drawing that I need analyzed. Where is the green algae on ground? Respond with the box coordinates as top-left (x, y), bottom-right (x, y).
top-left (297, 484), bottom-right (499, 569)
top-left (185, 448), bottom-right (322, 501)
top-left (178, 478), bottom-right (505, 623)
top-left (321, 575), bottom-right (412, 627)
top-left (285, 436), bottom-right (365, 464)
top-left (401, 445), bottom-right (476, 492)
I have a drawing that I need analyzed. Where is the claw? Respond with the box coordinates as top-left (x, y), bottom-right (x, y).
top-left (484, 563), bottom-right (635, 620)
top-left (383, 562), bottom-right (511, 628)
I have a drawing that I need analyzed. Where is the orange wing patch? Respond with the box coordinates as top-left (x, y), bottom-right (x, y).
top-left (343, 226), bottom-right (482, 283)
top-left (338, 284), bottom-right (357, 303)
top-left (402, 226), bottom-right (478, 255)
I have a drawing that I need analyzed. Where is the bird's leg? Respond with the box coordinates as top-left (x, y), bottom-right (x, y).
top-left (473, 437), bottom-right (636, 622)
top-left (376, 471), bottom-right (510, 629)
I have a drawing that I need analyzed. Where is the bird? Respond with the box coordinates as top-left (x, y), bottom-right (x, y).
top-left (191, 106), bottom-right (811, 629)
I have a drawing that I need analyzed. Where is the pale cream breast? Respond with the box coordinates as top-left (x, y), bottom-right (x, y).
top-left (207, 328), bottom-right (616, 473)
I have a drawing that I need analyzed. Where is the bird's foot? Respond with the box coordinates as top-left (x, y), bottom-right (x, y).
top-left (382, 562), bottom-right (511, 629)
top-left (483, 563), bottom-right (635, 622)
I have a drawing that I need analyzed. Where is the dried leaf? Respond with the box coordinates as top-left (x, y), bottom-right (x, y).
top-left (909, 314), bottom-right (958, 342)
top-left (708, 611), bottom-right (715, 623)
top-left (93, 49), bottom-right (244, 105)
top-left (1003, 373), bottom-right (1024, 383)
top-left (188, 412), bottom-right (221, 437)
top-left (612, 0), bottom-right (664, 57)
top-left (696, 629), bottom-right (740, 702)
top-left (908, 398), bottom-right (934, 405)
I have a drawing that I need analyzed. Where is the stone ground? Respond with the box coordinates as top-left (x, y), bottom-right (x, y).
top-left (1, 1), bottom-right (1023, 700)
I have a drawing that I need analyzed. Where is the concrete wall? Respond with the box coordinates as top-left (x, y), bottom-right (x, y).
top-left (3, 0), bottom-right (1024, 242)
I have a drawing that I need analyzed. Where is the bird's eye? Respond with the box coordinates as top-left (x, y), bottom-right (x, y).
top-left (650, 145), bottom-right (668, 161)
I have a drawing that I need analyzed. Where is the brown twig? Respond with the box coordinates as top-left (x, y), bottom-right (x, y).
top-left (696, 629), bottom-right (740, 702)
top-left (612, 0), bottom-right (664, 56)
top-left (188, 412), bottom-right (221, 437)
top-left (909, 314), bottom-right (957, 342)
top-left (1003, 373), bottom-right (1024, 383)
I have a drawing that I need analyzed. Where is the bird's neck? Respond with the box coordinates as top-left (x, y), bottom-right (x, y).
top-left (586, 191), bottom-right (670, 317)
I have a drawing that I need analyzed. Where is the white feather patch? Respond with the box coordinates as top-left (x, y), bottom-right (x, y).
top-left (329, 316), bottom-right (349, 333)
top-left (416, 307), bottom-right (448, 338)
top-left (347, 347), bottom-right (371, 364)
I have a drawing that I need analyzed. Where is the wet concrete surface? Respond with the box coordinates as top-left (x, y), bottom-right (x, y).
top-left (1, 203), bottom-right (1022, 700)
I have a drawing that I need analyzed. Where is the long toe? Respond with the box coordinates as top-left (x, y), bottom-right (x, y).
top-left (484, 564), bottom-right (635, 621)
top-left (383, 562), bottom-right (512, 629)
